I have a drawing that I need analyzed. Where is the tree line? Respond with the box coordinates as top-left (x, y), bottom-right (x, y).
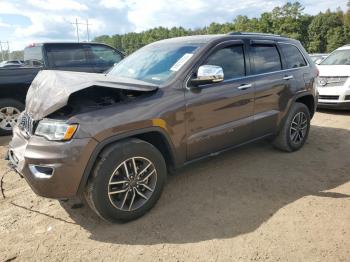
top-left (94, 1), bottom-right (350, 55)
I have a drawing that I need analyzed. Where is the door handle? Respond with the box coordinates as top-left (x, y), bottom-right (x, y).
top-left (283, 75), bottom-right (294, 80)
top-left (238, 83), bottom-right (252, 90)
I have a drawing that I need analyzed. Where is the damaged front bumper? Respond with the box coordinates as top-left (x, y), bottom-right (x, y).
top-left (8, 125), bottom-right (98, 199)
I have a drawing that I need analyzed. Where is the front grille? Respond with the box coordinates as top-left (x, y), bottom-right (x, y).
top-left (319, 95), bottom-right (339, 100)
top-left (317, 76), bottom-right (348, 87)
top-left (18, 112), bottom-right (34, 134)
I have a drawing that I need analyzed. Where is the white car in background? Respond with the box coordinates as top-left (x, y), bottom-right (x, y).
top-left (316, 45), bottom-right (350, 109)
top-left (310, 53), bottom-right (328, 64)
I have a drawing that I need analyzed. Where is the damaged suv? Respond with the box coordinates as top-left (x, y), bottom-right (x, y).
top-left (8, 33), bottom-right (318, 222)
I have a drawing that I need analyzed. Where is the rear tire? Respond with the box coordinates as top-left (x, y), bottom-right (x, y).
top-left (0, 99), bottom-right (24, 136)
top-left (84, 139), bottom-right (167, 223)
top-left (273, 102), bottom-right (311, 152)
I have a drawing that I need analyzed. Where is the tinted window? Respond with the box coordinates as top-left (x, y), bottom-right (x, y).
top-left (205, 45), bottom-right (245, 79)
top-left (89, 45), bottom-right (123, 65)
top-left (251, 45), bottom-right (281, 74)
top-left (280, 44), bottom-right (307, 68)
top-left (46, 45), bottom-right (88, 67)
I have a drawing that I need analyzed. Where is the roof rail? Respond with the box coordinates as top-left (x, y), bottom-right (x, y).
top-left (227, 32), bottom-right (282, 37)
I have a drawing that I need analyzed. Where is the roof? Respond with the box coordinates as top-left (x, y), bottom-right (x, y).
top-left (25, 42), bottom-right (112, 48)
top-left (337, 45), bottom-right (350, 50)
top-left (151, 32), bottom-right (293, 46)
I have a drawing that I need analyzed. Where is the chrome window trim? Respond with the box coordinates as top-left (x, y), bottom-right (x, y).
top-left (185, 41), bottom-right (311, 89)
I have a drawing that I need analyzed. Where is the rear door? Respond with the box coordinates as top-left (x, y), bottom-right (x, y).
top-left (247, 41), bottom-right (291, 137)
top-left (185, 41), bottom-right (255, 159)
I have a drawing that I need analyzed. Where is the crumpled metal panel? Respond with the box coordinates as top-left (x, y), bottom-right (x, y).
top-left (25, 70), bottom-right (158, 120)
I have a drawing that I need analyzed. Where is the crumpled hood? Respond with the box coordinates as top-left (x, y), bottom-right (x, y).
top-left (26, 70), bottom-right (158, 120)
top-left (317, 65), bottom-right (350, 77)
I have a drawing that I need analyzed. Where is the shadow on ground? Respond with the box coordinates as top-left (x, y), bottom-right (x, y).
top-left (57, 125), bottom-right (350, 245)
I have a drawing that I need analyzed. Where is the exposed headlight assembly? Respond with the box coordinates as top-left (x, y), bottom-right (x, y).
top-left (35, 119), bottom-right (78, 141)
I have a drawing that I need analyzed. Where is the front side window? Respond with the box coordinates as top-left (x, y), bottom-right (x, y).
top-left (204, 45), bottom-right (245, 79)
top-left (251, 45), bottom-right (282, 74)
top-left (109, 42), bottom-right (203, 84)
top-left (280, 44), bottom-right (307, 69)
top-left (320, 49), bottom-right (350, 65)
top-left (89, 45), bottom-right (123, 65)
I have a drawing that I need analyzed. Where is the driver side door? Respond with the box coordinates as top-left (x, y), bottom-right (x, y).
top-left (185, 41), bottom-right (255, 160)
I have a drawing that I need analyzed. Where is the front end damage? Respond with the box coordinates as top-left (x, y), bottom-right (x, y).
top-left (7, 70), bottom-right (158, 198)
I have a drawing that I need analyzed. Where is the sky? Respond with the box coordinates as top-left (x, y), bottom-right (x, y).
top-left (0, 0), bottom-right (347, 51)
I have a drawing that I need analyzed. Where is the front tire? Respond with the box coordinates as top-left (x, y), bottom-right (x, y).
top-left (273, 102), bottom-right (311, 152)
top-left (84, 139), bottom-right (167, 223)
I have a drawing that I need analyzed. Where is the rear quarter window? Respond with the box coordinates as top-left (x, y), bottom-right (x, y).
top-left (280, 43), bottom-right (307, 69)
top-left (24, 46), bottom-right (43, 67)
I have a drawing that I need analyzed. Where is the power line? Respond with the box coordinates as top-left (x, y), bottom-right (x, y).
top-left (70, 19), bottom-right (92, 42)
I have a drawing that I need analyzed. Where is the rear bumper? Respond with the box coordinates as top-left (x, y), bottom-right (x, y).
top-left (8, 125), bottom-right (98, 199)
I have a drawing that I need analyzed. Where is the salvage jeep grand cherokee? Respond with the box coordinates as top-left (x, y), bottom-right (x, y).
top-left (7, 33), bottom-right (318, 222)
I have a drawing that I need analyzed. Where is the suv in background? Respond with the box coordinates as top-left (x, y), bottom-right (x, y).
top-left (8, 33), bottom-right (318, 222)
top-left (0, 42), bottom-right (124, 135)
top-left (316, 45), bottom-right (350, 109)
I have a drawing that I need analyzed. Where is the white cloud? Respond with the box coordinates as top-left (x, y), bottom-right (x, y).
top-left (27, 0), bottom-right (88, 11)
top-left (0, 19), bottom-right (11, 28)
top-left (99, 0), bottom-right (129, 9)
top-left (0, 0), bottom-right (347, 51)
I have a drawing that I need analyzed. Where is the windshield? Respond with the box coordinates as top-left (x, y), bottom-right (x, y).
top-left (321, 49), bottom-right (350, 65)
top-left (108, 42), bottom-right (203, 84)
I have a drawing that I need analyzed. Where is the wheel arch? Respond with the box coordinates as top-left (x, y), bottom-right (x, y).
top-left (77, 127), bottom-right (178, 195)
top-left (295, 93), bottom-right (316, 118)
top-left (0, 86), bottom-right (27, 103)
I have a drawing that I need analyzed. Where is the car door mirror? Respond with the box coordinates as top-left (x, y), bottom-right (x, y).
top-left (191, 65), bottom-right (224, 86)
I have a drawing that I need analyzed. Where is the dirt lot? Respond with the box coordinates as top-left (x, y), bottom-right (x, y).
top-left (0, 110), bottom-right (350, 262)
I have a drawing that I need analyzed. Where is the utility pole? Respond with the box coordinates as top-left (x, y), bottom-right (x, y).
top-left (71, 18), bottom-right (80, 42)
top-left (70, 19), bottom-right (92, 42)
top-left (86, 19), bottom-right (91, 42)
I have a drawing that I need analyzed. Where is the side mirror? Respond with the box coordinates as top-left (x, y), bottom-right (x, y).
top-left (191, 65), bottom-right (224, 86)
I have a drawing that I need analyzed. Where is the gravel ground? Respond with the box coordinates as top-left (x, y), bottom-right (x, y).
top-left (0, 109), bottom-right (350, 262)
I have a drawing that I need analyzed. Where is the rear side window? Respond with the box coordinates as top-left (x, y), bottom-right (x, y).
top-left (280, 44), bottom-right (307, 69)
top-left (205, 45), bottom-right (245, 79)
top-left (251, 45), bottom-right (282, 74)
top-left (24, 46), bottom-right (43, 67)
top-left (46, 45), bottom-right (88, 67)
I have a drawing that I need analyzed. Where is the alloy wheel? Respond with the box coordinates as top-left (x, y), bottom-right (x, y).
top-left (289, 112), bottom-right (308, 145)
top-left (108, 157), bottom-right (157, 211)
top-left (0, 107), bottom-right (21, 131)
